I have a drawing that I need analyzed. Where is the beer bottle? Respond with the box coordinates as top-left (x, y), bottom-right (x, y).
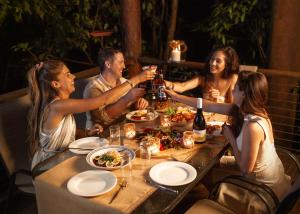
top-left (155, 67), bottom-right (167, 102)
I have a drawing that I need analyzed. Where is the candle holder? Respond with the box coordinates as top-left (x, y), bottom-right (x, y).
top-left (123, 123), bottom-right (136, 139)
top-left (169, 40), bottom-right (187, 62)
top-left (160, 114), bottom-right (171, 127)
top-left (183, 131), bottom-right (194, 149)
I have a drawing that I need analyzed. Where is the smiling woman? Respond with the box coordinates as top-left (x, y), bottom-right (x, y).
top-left (164, 46), bottom-right (239, 103)
top-left (26, 60), bottom-right (156, 170)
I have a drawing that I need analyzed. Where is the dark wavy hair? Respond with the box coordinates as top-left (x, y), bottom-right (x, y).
top-left (204, 46), bottom-right (240, 78)
top-left (97, 48), bottom-right (122, 72)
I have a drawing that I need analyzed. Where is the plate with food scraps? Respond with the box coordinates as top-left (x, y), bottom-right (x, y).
top-left (206, 121), bottom-right (224, 138)
top-left (126, 109), bottom-right (159, 122)
top-left (69, 137), bottom-right (109, 154)
top-left (86, 145), bottom-right (135, 170)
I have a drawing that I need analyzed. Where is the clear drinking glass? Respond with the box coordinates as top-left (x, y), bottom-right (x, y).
top-left (139, 141), bottom-right (151, 169)
top-left (120, 154), bottom-right (133, 183)
top-left (109, 125), bottom-right (121, 145)
top-left (146, 107), bottom-right (156, 120)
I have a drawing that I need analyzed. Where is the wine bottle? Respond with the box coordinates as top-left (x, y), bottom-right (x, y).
top-left (193, 98), bottom-right (206, 144)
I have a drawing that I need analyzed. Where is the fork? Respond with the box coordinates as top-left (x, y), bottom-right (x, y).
top-left (109, 179), bottom-right (127, 204)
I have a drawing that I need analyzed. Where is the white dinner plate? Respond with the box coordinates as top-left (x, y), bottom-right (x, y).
top-left (86, 145), bottom-right (136, 170)
top-left (67, 170), bottom-right (117, 197)
top-left (149, 161), bottom-right (197, 186)
top-left (126, 110), bottom-right (159, 122)
top-left (68, 137), bottom-right (109, 154)
top-left (206, 121), bottom-right (224, 138)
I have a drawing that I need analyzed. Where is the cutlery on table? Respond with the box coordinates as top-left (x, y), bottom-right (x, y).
top-left (145, 179), bottom-right (178, 194)
top-left (68, 147), bottom-right (96, 151)
top-left (109, 179), bottom-right (127, 204)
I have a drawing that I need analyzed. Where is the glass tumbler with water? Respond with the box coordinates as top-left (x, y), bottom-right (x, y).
top-left (109, 125), bottom-right (121, 145)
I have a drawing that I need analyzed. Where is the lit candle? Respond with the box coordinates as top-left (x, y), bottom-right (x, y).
top-left (183, 131), bottom-right (194, 148)
top-left (160, 114), bottom-right (171, 127)
top-left (123, 123), bottom-right (136, 139)
top-left (171, 48), bottom-right (181, 62)
top-left (125, 130), bottom-right (136, 139)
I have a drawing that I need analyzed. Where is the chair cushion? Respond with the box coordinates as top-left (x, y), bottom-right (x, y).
top-left (0, 95), bottom-right (31, 175)
top-left (185, 199), bottom-right (235, 214)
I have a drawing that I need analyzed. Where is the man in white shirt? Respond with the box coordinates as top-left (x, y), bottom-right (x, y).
top-left (83, 48), bottom-right (150, 129)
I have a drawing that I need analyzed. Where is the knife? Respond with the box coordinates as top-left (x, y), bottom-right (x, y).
top-left (68, 147), bottom-right (95, 151)
top-left (145, 179), bottom-right (178, 194)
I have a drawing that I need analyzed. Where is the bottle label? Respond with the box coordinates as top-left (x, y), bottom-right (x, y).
top-left (158, 86), bottom-right (167, 99)
top-left (193, 129), bottom-right (206, 143)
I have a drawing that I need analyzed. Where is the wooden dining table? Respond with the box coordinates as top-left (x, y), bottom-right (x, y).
top-left (33, 110), bottom-right (229, 214)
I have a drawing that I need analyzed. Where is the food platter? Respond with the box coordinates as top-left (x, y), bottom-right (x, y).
top-left (126, 109), bottom-right (159, 122)
top-left (167, 106), bottom-right (195, 128)
top-left (86, 145), bottom-right (135, 170)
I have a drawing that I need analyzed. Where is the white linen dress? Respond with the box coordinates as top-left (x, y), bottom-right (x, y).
top-left (31, 112), bottom-right (76, 170)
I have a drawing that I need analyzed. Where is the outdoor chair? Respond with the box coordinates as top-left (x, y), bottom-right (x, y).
top-left (0, 93), bottom-right (35, 213)
top-left (185, 147), bottom-right (300, 214)
top-left (71, 75), bottom-right (97, 129)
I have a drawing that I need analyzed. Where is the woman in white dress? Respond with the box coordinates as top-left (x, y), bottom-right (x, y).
top-left (165, 70), bottom-right (291, 199)
top-left (27, 60), bottom-right (156, 169)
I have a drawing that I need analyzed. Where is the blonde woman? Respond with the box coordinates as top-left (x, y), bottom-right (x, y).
top-left (27, 60), bottom-right (155, 169)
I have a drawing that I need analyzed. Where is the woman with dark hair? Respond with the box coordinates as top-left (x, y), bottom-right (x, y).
top-left (165, 70), bottom-right (291, 199)
top-left (27, 60), bottom-right (156, 169)
top-left (165, 46), bottom-right (239, 103)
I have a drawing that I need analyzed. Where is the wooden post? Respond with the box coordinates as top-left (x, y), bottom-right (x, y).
top-left (163, 0), bottom-right (179, 61)
top-left (120, 0), bottom-right (142, 76)
top-left (270, 0), bottom-right (300, 71)
top-left (269, 0), bottom-right (300, 147)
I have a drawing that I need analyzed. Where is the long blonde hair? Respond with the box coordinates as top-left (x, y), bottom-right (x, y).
top-left (27, 60), bottom-right (65, 157)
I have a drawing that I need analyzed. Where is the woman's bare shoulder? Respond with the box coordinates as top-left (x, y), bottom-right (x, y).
top-left (244, 120), bottom-right (265, 142)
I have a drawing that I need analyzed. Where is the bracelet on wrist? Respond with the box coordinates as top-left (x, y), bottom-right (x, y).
top-left (127, 79), bottom-right (135, 88)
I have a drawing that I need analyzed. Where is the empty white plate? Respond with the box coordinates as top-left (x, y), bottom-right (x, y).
top-left (149, 161), bottom-right (197, 186)
top-left (68, 137), bottom-right (109, 154)
top-left (67, 170), bottom-right (117, 197)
